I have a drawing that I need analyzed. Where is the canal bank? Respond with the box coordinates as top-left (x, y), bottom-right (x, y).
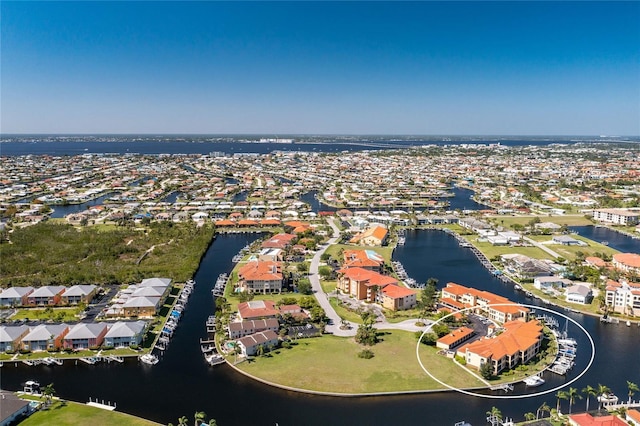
top-left (1, 231), bottom-right (639, 426)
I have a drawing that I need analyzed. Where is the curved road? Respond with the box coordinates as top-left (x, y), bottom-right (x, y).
top-left (308, 218), bottom-right (431, 337)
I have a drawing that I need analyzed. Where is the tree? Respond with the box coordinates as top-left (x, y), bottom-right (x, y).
top-left (567, 387), bottom-right (582, 414)
top-left (42, 383), bottom-right (55, 407)
top-left (480, 362), bottom-right (493, 380)
top-left (524, 412), bottom-right (536, 421)
top-left (420, 277), bottom-right (439, 311)
top-left (597, 383), bottom-right (611, 409)
top-left (486, 406), bottom-right (502, 425)
top-left (178, 416), bottom-right (189, 426)
top-left (582, 385), bottom-right (597, 412)
top-left (194, 411), bottom-right (207, 426)
top-left (296, 279), bottom-right (312, 295)
top-left (536, 402), bottom-right (551, 419)
top-left (256, 344), bottom-right (265, 357)
top-left (628, 381), bottom-right (639, 403)
top-left (355, 323), bottom-right (378, 346)
top-left (556, 390), bottom-right (568, 413)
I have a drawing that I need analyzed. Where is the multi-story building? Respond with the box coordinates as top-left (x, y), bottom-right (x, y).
top-left (605, 279), bottom-right (640, 316)
top-left (592, 209), bottom-right (639, 226)
top-left (612, 253), bottom-right (640, 275)
top-left (440, 282), bottom-right (529, 323)
top-left (237, 260), bottom-right (283, 294)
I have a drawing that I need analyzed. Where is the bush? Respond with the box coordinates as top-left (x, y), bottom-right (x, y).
top-left (358, 349), bottom-right (374, 359)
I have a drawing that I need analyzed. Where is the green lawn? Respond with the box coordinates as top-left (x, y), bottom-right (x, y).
top-left (10, 308), bottom-right (81, 322)
top-left (237, 330), bottom-right (486, 393)
top-left (487, 214), bottom-right (593, 228)
top-left (320, 280), bottom-right (337, 294)
top-left (470, 237), bottom-right (555, 261)
top-left (20, 399), bottom-right (161, 426)
top-left (527, 235), bottom-right (619, 259)
top-left (328, 297), bottom-right (364, 324)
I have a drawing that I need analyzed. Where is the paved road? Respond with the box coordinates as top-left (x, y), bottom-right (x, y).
top-left (522, 236), bottom-right (561, 259)
top-left (308, 218), bottom-right (432, 337)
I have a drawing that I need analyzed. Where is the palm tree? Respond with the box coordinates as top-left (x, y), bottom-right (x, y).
top-left (486, 406), bottom-right (502, 426)
top-left (628, 381), bottom-right (639, 403)
top-left (193, 411), bottom-right (207, 426)
top-left (42, 383), bottom-right (55, 407)
top-left (567, 387), bottom-right (582, 414)
top-left (582, 385), bottom-right (597, 412)
top-left (597, 383), bottom-right (611, 409)
top-left (178, 416), bottom-right (189, 426)
top-left (524, 412), bottom-right (536, 421)
top-left (536, 402), bottom-right (551, 419)
top-left (556, 390), bottom-right (568, 413)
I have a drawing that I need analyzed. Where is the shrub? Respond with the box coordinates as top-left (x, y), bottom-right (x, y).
top-left (357, 349), bottom-right (374, 359)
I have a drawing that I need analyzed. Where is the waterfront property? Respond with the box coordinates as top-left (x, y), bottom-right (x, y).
top-left (349, 225), bottom-right (389, 246)
top-left (436, 326), bottom-right (475, 350)
top-left (0, 390), bottom-right (30, 426)
top-left (63, 323), bottom-right (108, 350)
top-left (236, 330), bottom-right (279, 356)
top-left (612, 253), bottom-right (640, 275)
top-left (0, 325), bottom-right (30, 352)
top-left (237, 300), bottom-right (279, 321)
top-left (456, 319), bottom-right (543, 375)
top-left (228, 318), bottom-right (279, 339)
top-left (21, 323), bottom-right (70, 352)
top-left (104, 278), bottom-right (172, 318)
top-left (103, 321), bottom-right (148, 348)
top-left (237, 260), bottom-right (283, 294)
top-left (440, 282), bottom-right (529, 324)
top-left (592, 208), bottom-right (640, 226)
top-left (605, 279), bottom-right (640, 316)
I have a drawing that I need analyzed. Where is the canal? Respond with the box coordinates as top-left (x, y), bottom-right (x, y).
top-left (1, 229), bottom-right (639, 425)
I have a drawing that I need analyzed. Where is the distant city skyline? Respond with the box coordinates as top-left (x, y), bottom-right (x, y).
top-left (2, 1), bottom-right (638, 136)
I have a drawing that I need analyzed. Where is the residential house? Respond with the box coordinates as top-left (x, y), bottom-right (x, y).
top-left (612, 253), bottom-right (640, 275)
top-left (350, 225), bottom-right (389, 246)
top-left (440, 282), bottom-right (529, 323)
top-left (552, 235), bottom-right (587, 246)
top-left (379, 284), bottom-right (418, 311)
top-left (338, 267), bottom-right (397, 301)
top-left (261, 233), bottom-right (296, 249)
top-left (0, 287), bottom-right (34, 307)
top-left (0, 390), bottom-right (30, 426)
top-left (21, 324), bottom-right (69, 352)
top-left (501, 254), bottom-right (554, 279)
top-left (565, 284), bottom-right (592, 304)
top-left (228, 318), bottom-right (279, 339)
top-left (592, 209), bottom-right (639, 226)
top-left (626, 409), bottom-right (640, 426)
top-left (279, 304), bottom-right (309, 321)
top-left (456, 320), bottom-right (543, 375)
top-left (0, 325), bottom-right (30, 352)
top-left (61, 285), bottom-right (98, 305)
top-left (27, 286), bottom-right (67, 306)
top-left (103, 321), bottom-right (147, 348)
top-left (121, 296), bottom-right (161, 318)
top-left (533, 276), bottom-right (572, 291)
top-left (236, 330), bottom-right (279, 357)
top-left (436, 327), bottom-right (475, 350)
top-left (605, 279), bottom-right (640, 316)
top-left (568, 412), bottom-right (627, 426)
top-left (137, 278), bottom-right (172, 300)
top-left (237, 260), bottom-right (283, 294)
top-left (342, 249), bottom-right (384, 272)
top-left (63, 322), bottom-right (108, 350)
top-left (258, 248), bottom-right (284, 262)
top-left (238, 300), bottom-right (279, 321)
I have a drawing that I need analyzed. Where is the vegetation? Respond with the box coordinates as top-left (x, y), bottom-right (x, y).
top-left (0, 222), bottom-right (215, 286)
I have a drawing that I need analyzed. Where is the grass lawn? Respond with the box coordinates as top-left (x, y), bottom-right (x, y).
top-left (237, 330), bottom-right (486, 393)
top-left (527, 235), bottom-right (619, 260)
top-left (328, 297), bottom-right (364, 324)
top-left (487, 215), bottom-right (593, 228)
top-left (519, 282), bottom-right (603, 316)
top-left (20, 399), bottom-right (160, 426)
top-left (384, 308), bottom-right (425, 323)
top-left (323, 243), bottom-right (394, 264)
top-left (469, 237), bottom-right (555, 261)
top-left (320, 280), bottom-right (337, 294)
top-left (11, 308), bottom-right (81, 322)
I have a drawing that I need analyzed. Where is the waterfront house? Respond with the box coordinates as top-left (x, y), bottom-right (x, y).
top-left (533, 276), bottom-right (572, 291)
top-left (436, 326), bottom-right (475, 350)
top-left (342, 249), bottom-right (384, 272)
top-left (552, 235), bottom-right (587, 246)
top-left (21, 323), bottom-right (69, 352)
top-left (103, 321), bottom-right (147, 348)
top-left (61, 284), bottom-right (98, 305)
top-left (500, 254), bottom-right (554, 279)
top-left (605, 279), bottom-right (640, 316)
top-left (626, 409), bottom-right (640, 426)
top-left (238, 300), bottom-right (279, 321)
top-left (261, 233), bottom-right (296, 249)
top-left (0, 325), bottom-right (30, 352)
top-left (612, 253), bottom-right (640, 275)
top-left (228, 318), bottom-right (279, 339)
top-left (26, 286), bottom-right (67, 306)
top-left (258, 248), bottom-right (284, 262)
top-left (440, 282), bottom-right (529, 323)
top-left (0, 390), bottom-right (30, 426)
top-left (0, 286), bottom-right (34, 307)
top-left (350, 225), bottom-right (389, 246)
top-left (63, 322), bottom-right (108, 350)
top-left (456, 320), bottom-right (542, 375)
top-left (237, 260), bottom-right (283, 294)
top-left (568, 412), bottom-right (627, 426)
top-left (121, 296), bottom-right (161, 318)
top-left (565, 284), bottom-right (592, 304)
top-left (236, 330), bottom-right (279, 357)
top-left (379, 284), bottom-right (418, 311)
top-left (592, 208), bottom-right (639, 226)
top-left (337, 267), bottom-right (397, 302)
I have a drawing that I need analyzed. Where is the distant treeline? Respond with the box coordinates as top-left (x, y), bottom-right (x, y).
top-left (0, 222), bottom-right (215, 287)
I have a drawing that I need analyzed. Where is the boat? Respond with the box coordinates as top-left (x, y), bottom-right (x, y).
top-left (24, 380), bottom-right (40, 393)
top-left (140, 353), bottom-right (159, 365)
top-left (523, 374), bottom-right (545, 387)
top-left (525, 291), bottom-right (533, 298)
top-left (513, 284), bottom-right (522, 291)
top-left (205, 353), bottom-right (225, 366)
top-left (598, 393), bottom-right (619, 404)
top-left (627, 320), bottom-right (632, 327)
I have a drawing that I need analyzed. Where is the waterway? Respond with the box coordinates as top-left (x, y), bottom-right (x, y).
top-left (2, 230), bottom-right (639, 425)
top-left (571, 225), bottom-right (639, 253)
top-left (50, 193), bottom-right (118, 218)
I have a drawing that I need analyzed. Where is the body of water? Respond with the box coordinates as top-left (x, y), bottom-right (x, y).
top-left (571, 225), bottom-right (640, 253)
top-left (50, 193), bottom-right (118, 218)
top-left (2, 229), bottom-right (639, 425)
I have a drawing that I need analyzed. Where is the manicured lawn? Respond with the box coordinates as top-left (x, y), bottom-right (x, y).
top-left (237, 330), bottom-right (486, 393)
top-left (384, 308), bottom-right (425, 323)
top-left (20, 399), bottom-right (160, 426)
top-left (320, 280), bottom-right (337, 294)
top-left (11, 308), bottom-right (81, 322)
top-left (527, 235), bottom-right (619, 259)
top-left (487, 215), bottom-right (593, 227)
top-left (470, 237), bottom-right (555, 261)
top-left (518, 282), bottom-right (603, 316)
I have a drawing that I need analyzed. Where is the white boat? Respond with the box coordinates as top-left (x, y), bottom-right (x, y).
top-left (514, 284), bottom-right (522, 291)
top-left (523, 375), bottom-right (545, 387)
top-left (627, 321), bottom-right (632, 327)
top-left (598, 393), bottom-right (619, 404)
top-left (205, 353), bottom-right (225, 366)
top-left (24, 380), bottom-right (40, 393)
top-left (140, 353), bottom-right (159, 365)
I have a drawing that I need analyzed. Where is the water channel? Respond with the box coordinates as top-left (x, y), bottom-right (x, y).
top-left (2, 226), bottom-right (639, 425)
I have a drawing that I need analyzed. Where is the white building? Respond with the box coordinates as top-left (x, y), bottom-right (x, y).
top-left (592, 209), bottom-right (639, 226)
top-left (605, 279), bottom-right (640, 316)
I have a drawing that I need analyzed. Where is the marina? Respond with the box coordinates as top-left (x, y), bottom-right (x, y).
top-left (211, 273), bottom-right (229, 297)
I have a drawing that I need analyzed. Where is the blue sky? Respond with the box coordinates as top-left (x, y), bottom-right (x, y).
top-left (2, 1), bottom-right (639, 135)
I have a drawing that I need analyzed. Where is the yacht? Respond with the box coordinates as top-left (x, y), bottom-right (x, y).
top-left (140, 353), bottom-right (159, 365)
top-left (597, 393), bottom-right (619, 404)
top-left (205, 353), bottom-right (225, 366)
top-left (523, 374), bottom-right (545, 387)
